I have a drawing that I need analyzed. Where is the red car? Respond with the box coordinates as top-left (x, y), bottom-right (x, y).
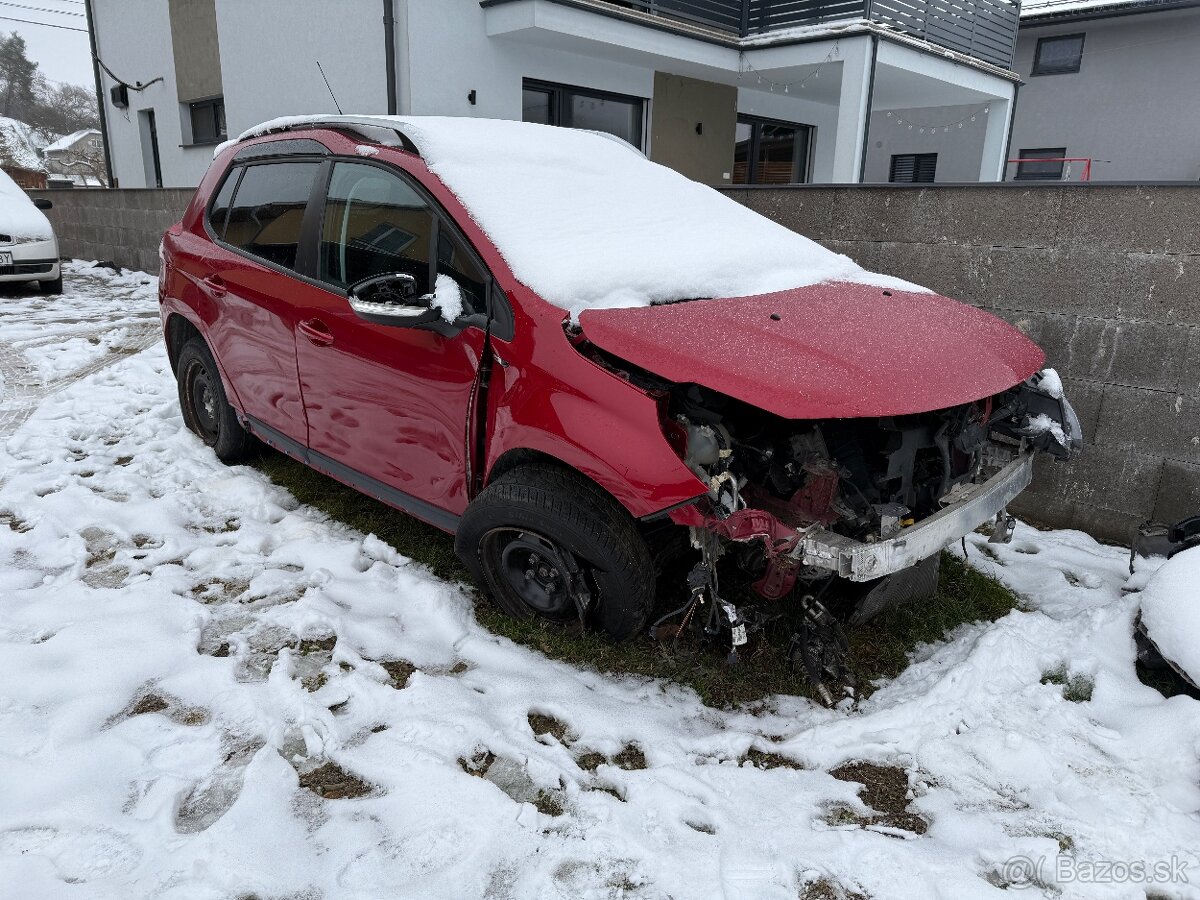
top-left (160, 116), bottom-right (1079, 666)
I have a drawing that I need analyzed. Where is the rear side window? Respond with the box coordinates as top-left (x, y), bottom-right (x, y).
top-left (223, 162), bottom-right (320, 270)
top-left (207, 167), bottom-right (241, 240)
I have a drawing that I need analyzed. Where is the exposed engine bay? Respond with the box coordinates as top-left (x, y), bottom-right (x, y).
top-left (666, 369), bottom-right (1078, 549)
top-left (577, 335), bottom-right (1081, 700)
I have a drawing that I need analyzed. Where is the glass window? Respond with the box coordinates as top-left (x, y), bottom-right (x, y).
top-left (889, 153), bottom-right (938, 183)
top-left (1033, 34), bottom-right (1085, 76)
top-left (522, 87), bottom-right (552, 125)
top-left (437, 225), bottom-right (488, 318)
top-left (731, 116), bottom-right (812, 185)
top-left (319, 162), bottom-right (436, 294)
top-left (568, 93), bottom-right (642, 146)
top-left (208, 166), bottom-right (240, 240)
top-left (1015, 148), bottom-right (1067, 181)
top-left (521, 79), bottom-right (644, 149)
top-left (189, 97), bottom-right (227, 145)
top-left (223, 161), bottom-right (319, 270)
top-left (733, 121), bottom-right (753, 184)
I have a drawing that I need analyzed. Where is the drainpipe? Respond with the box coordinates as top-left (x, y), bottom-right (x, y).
top-left (383, 0), bottom-right (398, 115)
top-left (857, 34), bottom-right (879, 184)
top-left (1000, 81), bottom-right (1022, 183)
top-left (84, 0), bottom-right (115, 187)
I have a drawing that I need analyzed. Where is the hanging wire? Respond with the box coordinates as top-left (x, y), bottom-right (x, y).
top-left (738, 40), bottom-right (841, 94)
top-left (884, 103), bottom-right (991, 134)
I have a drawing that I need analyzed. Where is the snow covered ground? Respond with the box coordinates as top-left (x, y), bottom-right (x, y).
top-left (1, 265), bottom-right (1199, 900)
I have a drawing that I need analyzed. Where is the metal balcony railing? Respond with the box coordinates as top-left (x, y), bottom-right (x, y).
top-left (608, 0), bottom-right (1020, 67)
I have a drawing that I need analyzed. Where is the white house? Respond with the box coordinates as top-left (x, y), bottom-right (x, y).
top-left (89, 0), bottom-right (1024, 189)
top-left (1007, 0), bottom-right (1200, 182)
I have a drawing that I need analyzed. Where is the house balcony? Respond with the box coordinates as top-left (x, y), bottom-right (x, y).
top-left (484, 0), bottom-right (1020, 68)
top-left (481, 0), bottom-right (1022, 183)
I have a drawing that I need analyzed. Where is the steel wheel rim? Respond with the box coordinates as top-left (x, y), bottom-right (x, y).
top-left (185, 360), bottom-right (220, 445)
top-left (482, 528), bottom-right (582, 622)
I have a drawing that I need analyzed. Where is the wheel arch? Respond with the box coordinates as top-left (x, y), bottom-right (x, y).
top-left (164, 310), bottom-right (245, 415)
top-left (165, 312), bottom-right (203, 375)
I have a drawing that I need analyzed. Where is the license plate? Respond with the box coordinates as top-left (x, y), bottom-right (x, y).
top-left (0, 253), bottom-right (11, 266)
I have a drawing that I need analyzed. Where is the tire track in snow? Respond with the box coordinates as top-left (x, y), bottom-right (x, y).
top-left (0, 264), bottom-right (162, 442)
top-left (0, 328), bottom-right (161, 440)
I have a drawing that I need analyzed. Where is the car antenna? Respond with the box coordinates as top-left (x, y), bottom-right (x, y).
top-left (317, 60), bottom-right (344, 115)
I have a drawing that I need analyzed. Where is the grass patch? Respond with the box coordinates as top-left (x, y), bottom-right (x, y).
top-left (528, 712), bottom-right (571, 743)
top-left (741, 746), bottom-right (805, 770)
top-left (828, 761), bottom-right (928, 835)
top-left (1042, 664), bottom-right (1094, 703)
top-left (251, 448), bottom-right (1021, 708)
top-left (296, 760), bottom-right (372, 800)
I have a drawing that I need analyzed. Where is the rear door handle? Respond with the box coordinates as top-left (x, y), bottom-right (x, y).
top-left (201, 274), bottom-right (227, 298)
top-left (298, 318), bottom-right (335, 347)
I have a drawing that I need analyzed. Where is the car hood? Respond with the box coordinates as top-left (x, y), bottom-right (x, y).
top-left (578, 282), bottom-right (1046, 419)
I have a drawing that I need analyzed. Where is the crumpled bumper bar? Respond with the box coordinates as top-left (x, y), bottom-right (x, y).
top-left (797, 453), bottom-right (1034, 581)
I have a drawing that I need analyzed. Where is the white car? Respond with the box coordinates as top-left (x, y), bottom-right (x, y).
top-left (0, 168), bottom-right (61, 294)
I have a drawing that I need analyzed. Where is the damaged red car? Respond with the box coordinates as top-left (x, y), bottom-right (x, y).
top-left (160, 116), bottom-right (1080, 676)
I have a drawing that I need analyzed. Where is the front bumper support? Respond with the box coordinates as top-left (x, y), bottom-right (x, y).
top-left (796, 453), bottom-right (1035, 581)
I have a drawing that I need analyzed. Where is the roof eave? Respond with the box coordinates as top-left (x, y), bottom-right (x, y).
top-left (1020, 0), bottom-right (1200, 25)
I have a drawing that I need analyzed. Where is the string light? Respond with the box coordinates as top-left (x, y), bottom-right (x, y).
top-left (885, 104), bottom-right (991, 132)
top-left (739, 41), bottom-right (840, 94)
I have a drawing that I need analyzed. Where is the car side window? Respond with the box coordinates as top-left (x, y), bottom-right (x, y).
top-left (208, 166), bottom-right (241, 240)
top-left (437, 224), bottom-right (488, 318)
top-left (223, 161), bottom-right (320, 271)
top-left (320, 162), bottom-right (436, 294)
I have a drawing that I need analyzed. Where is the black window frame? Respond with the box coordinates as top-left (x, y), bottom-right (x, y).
top-left (188, 95), bottom-right (227, 146)
top-left (521, 78), bottom-right (646, 150)
top-left (1014, 147), bottom-right (1067, 181)
top-left (141, 108), bottom-right (163, 188)
top-left (204, 148), bottom-right (507, 337)
top-left (889, 152), bottom-right (938, 184)
top-left (1032, 33), bottom-right (1085, 76)
top-left (211, 158), bottom-right (324, 272)
top-left (733, 114), bottom-right (814, 185)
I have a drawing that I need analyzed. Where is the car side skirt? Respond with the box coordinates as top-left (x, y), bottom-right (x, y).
top-left (243, 415), bottom-right (462, 535)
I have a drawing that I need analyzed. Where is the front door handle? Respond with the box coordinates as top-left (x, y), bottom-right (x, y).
top-left (201, 274), bottom-right (227, 298)
top-left (298, 318), bottom-right (335, 347)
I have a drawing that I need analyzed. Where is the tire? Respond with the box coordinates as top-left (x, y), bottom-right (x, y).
top-left (176, 337), bottom-right (251, 462)
top-left (38, 275), bottom-right (63, 295)
top-left (456, 463), bottom-right (654, 641)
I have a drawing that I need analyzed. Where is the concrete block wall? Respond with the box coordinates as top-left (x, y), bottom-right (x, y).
top-left (29, 189), bottom-right (194, 276)
top-left (725, 184), bottom-right (1200, 543)
top-left (24, 183), bottom-right (1199, 543)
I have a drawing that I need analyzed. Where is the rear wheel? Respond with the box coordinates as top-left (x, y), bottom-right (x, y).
top-left (176, 337), bottom-right (251, 462)
top-left (38, 274), bottom-right (63, 295)
top-left (456, 464), bottom-right (654, 641)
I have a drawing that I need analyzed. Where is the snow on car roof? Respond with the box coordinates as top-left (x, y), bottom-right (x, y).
top-left (1139, 546), bottom-right (1200, 685)
top-left (0, 166), bottom-right (53, 242)
top-left (234, 115), bottom-right (923, 319)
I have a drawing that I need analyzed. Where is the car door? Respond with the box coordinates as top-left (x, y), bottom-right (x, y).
top-left (201, 159), bottom-right (322, 445)
top-left (293, 159), bottom-right (490, 521)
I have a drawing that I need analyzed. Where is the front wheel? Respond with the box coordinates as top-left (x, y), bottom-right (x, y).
top-left (176, 337), bottom-right (251, 462)
top-left (456, 463), bottom-right (654, 641)
top-left (38, 274), bottom-right (63, 295)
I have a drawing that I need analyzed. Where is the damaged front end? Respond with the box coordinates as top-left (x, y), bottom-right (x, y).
top-left (655, 369), bottom-right (1081, 691)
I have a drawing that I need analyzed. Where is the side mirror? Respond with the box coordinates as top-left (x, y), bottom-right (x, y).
top-left (348, 272), bottom-right (441, 327)
top-left (33, 198), bottom-right (53, 211)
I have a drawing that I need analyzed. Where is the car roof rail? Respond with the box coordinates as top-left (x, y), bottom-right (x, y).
top-left (235, 117), bottom-right (421, 156)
